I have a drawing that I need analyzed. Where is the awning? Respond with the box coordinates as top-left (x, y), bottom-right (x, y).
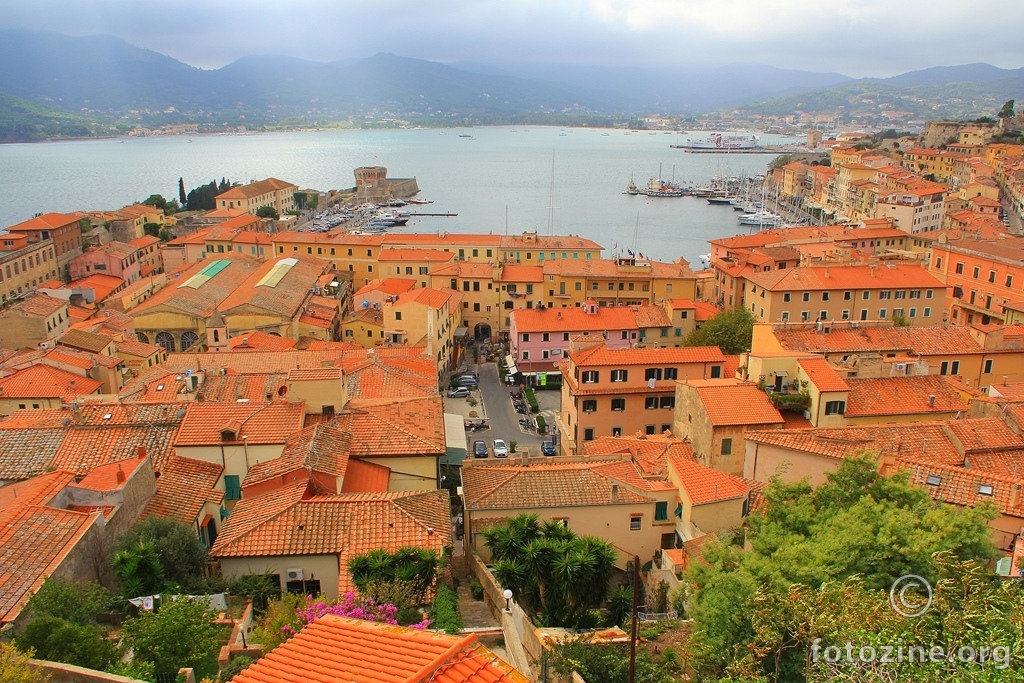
top-left (455, 327), bottom-right (469, 338)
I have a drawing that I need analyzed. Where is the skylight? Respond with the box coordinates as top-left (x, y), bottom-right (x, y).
top-left (256, 258), bottom-right (298, 288)
top-left (178, 259), bottom-right (231, 289)
top-left (978, 484), bottom-right (994, 496)
top-left (925, 474), bottom-right (941, 486)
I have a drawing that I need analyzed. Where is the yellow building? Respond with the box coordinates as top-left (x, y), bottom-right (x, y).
top-left (215, 178), bottom-right (299, 216)
top-left (0, 233), bottom-right (61, 306)
top-left (382, 287), bottom-right (463, 372)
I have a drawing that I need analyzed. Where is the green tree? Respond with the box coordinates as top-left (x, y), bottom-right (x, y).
top-left (178, 177), bottom-right (187, 205)
top-left (0, 642), bottom-right (47, 683)
top-left (121, 597), bottom-right (222, 680)
top-left (999, 99), bottom-right (1016, 120)
top-left (685, 456), bottom-right (1000, 681)
top-left (114, 516), bottom-right (207, 589)
top-left (16, 617), bottom-right (116, 671)
top-left (141, 194), bottom-right (168, 212)
top-left (481, 513), bottom-right (617, 627)
top-left (143, 222), bottom-right (160, 238)
top-left (158, 227), bottom-right (174, 242)
top-left (111, 541), bottom-right (164, 597)
top-left (24, 577), bottom-right (109, 625)
top-left (255, 205), bottom-right (279, 220)
top-left (682, 306), bottom-right (756, 354)
top-left (348, 547), bottom-right (439, 606)
top-left (546, 637), bottom-right (674, 683)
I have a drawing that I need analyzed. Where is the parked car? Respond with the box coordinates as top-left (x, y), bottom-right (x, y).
top-left (473, 440), bottom-right (488, 458)
top-left (456, 376), bottom-right (479, 388)
top-left (492, 439), bottom-right (508, 458)
top-left (446, 387), bottom-right (470, 398)
top-left (541, 439), bottom-right (556, 456)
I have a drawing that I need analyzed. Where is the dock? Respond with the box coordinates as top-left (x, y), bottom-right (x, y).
top-left (408, 212), bottom-right (458, 217)
top-left (670, 145), bottom-right (806, 154)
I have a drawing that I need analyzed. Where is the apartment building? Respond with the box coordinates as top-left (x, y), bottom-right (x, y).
top-left (215, 177), bottom-right (298, 215)
top-left (0, 233), bottom-right (61, 305)
top-left (558, 341), bottom-right (727, 453)
top-left (6, 212), bottom-right (84, 280)
top-left (929, 236), bottom-right (1024, 325)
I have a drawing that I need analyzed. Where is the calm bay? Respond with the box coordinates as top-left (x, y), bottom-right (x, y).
top-left (0, 126), bottom-right (799, 264)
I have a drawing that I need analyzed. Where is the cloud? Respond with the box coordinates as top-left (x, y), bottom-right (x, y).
top-left (2, 0), bottom-right (1022, 77)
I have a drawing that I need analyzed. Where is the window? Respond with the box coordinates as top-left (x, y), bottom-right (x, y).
top-left (783, 292), bottom-right (791, 302)
top-left (522, 333), bottom-right (530, 342)
top-left (582, 399), bottom-right (597, 413)
top-left (862, 291), bottom-right (870, 300)
top-left (879, 291), bottom-right (891, 300)
top-left (802, 292), bottom-right (810, 302)
top-left (721, 438), bottom-right (732, 455)
top-left (984, 359), bottom-right (994, 373)
top-left (925, 474), bottom-right (941, 486)
top-left (824, 400), bottom-right (846, 415)
top-left (660, 396), bottom-right (675, 409)
top-left (645, 368), bottom-right (663, 381)
top-left (224, 475), bottom-right (242, 501)
top-left (621, 330), bottom-right (629, 340)
top-left (801, 311), bottom-right (809, 322)
top-left (822, 292), bottom-right (830, 301)
top-left (645, 424), bottom-right (656, 435)
top-left (710, 365), bottom-right (722, 379)
top-left (611, 398), bottom-right (626, 411)
top-left (973, 266), bottom-right (980, 279)
top-left (654, 502), bottom-right (668, 521)
top-left (629, 517), bottom-right (642, 531)
top-left (645, 396), bottom-right (659, 410)
top-left (1007, 275), bottom-right (1014, 288)
top-left (395, 311), bottom-right (402, 321)
top-left (611, 369), bottom-right (628, 382)
top-left (923, 307), bottom-right (931, 317)
top-left (582, 370), bottom-right (599, 383)
top-left (978, 484), bottom-right (994, 496)
top-left (521, 351), bottom-right (529, 360)
top-left (879, 308), bottom-right (887, 319)
top-left (542, 333), bottom-right (550, 342)
top-left (664, 367), bottom-right (678, 380)
top-left (989, 270), bottom-right (997, 283)
top-left (844, 291), bottom-right (852, 300)
top-left (564, 332), bottom-right (570, 341)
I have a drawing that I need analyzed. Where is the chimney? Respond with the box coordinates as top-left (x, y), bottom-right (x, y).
top-left (136, 445), bottom-right (147, 459)
top-left (928, 394), bottom-right (936, 407)
top-left (611, 484), bottom-right (619, 501)
top-left (520, 450), bottom-right (529, 468)
top-left (116, 465), bottom-right (126, 484)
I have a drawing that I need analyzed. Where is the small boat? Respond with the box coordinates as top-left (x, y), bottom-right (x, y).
top-left (407, 198), bottom-right (433, 205)
top-left (706, 196), bottom-right (734, 205)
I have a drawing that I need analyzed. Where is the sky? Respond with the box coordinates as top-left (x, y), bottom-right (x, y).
top-left (4, 0), bottom-right (1023, 79)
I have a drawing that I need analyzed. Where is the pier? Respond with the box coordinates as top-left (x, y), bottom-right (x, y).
top-left (408, 212), bottom-right (458, 217)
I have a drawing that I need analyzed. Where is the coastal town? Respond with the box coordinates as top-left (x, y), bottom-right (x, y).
top-left (3, 114), bottom-right (1024, 682)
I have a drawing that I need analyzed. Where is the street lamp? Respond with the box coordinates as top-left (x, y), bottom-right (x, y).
top-left (503, 588), bottom-right (513, 612)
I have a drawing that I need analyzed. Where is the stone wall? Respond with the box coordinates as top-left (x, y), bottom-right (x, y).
top-left (30, 660), bottom-right (147, 683)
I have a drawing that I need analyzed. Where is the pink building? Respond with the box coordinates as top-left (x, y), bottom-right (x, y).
top-left (68, 242), bottom-right (141, 284)
top-left (509, 300), bottom-right (670, 378)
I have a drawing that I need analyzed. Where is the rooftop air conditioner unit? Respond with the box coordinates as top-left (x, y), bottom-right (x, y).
top-left (286, 568), bottom-right (304, 581)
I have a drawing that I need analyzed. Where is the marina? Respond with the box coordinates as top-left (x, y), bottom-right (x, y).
top-left (0, 126), bottom-right (805, 264)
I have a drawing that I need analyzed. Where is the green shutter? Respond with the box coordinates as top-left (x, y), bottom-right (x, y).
top-left (674, 503), bottom-right (683, 519)
top-left (655, 501), bottom-right (668, 521)
top-left (224, 475), bottom-right (241, 501)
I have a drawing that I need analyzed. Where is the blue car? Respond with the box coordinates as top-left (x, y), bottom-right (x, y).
top-left (541, 440), bottom-right (556, 456)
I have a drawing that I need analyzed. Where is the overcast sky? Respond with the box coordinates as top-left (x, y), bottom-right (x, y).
top-left (4, 0), bottom-right (1022, 78)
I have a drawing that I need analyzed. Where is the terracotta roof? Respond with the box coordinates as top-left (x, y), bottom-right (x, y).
top-left (668, 453), bottom-right (750, 505)
top-left (6, 212), bottom-right (83, 232)
top-left (341, 459), bottom-right (392, 493)
top-left (581, 436), bottom-right (696, 478)
top-left (143, 455), bottom-right (224, 523)
top-left (216, 177), bottom-right (296, 200)
top-left (797, 357), bottom-right (850, 392)
top-left (211, 486), bottom-right (451, 592)
top-left (746, 263), bottom-right (944, 292)
top-left (773, 324), bottom-right (981, 356)
top-left (175, 402), bottom-right (306, 446)
top-left (0, 365), bottom-right (102, 402)
top-left (690, 380), bottom-right (785, 426)
top-left (570, 343), bottom-right (726, 367)
top-left (394, 287), bottom-right (456, 311)
top-left (894, 456), bottom-right (1024, 518)
top-left (376, 248), bottom-right (455, 263)
top-left (2, 292), bottom-right (67, 318)
top-left (344, 353), bottom-right (438, 400)
top-left (228, 331), bottom-right (298, 351)
top-left (57, 329), bottom-right (114, 354)
top-left (498, 264), bottom-right (545, 282)
top-left (216, 256), bottom-right (329, 317)
top-left (669, 299), bottom-right (720, 321)
top-left (195, 373), bottom-right (289, 402)
top-left (342, 397), bottom-right (446, 457)
top-left (115, 337), bottom-right (162, 358)
top-left (51, 423), bottom-right (178, 474)
top-left (0, 426), bottom-right (68, 480)
top-left (163, 349), bottom-right (348, 374)
top-left (61, 274), bottom-right (125, 302)
top-left (845, 375), bottom-right (969, 417)
top-left (73, 453), bottom-right (148, 492)
top-left (461, 460), bottom-right (654, 510)
top-left (242, 423), bottom-right (351, 489)
top-left (384, 233), bottom-right (502, 248)
top-left (131, 254), bottom-right (263, 318)
top-left (354, 278), bottom-right (419, 298)
top-left (231, 615), bottom-right (529, 683)
top-left (0, 471), bottom-right (100, 624)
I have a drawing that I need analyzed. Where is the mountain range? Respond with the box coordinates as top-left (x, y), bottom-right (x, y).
top-left (0, 28), bottom-right (1022, 141)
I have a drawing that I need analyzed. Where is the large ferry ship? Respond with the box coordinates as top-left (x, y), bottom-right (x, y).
top-left (673, 132), bottom-right (761, 151)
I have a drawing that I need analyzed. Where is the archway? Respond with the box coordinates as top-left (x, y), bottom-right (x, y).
top-left (180, 330), bottom-right (200, 350)
top-left (136, 332), bottom-right (149, 344)
top-left (474, 322), bottom-right (491, 341)
top-left (154, 331), bottom-right (176, 352)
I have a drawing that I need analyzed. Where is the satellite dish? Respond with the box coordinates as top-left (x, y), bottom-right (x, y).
top-left (362, 300), bottom-right (370, 307)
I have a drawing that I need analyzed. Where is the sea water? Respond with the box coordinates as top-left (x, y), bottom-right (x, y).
top-left (0, 126), bottom-right (798, 263)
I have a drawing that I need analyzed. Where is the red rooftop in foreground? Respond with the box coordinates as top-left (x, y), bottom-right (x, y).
top-left (232, 614), bottom-right (530, 683)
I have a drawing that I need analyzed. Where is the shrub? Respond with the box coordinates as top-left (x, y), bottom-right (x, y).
top-left (25, 578), bottom-right (110, 625)
top-left (16, 617), bottom-right (116, 671)
top-left (429, 584), bottom-right (464, 635)
top-left (219, 655), bottom-right (256, 682)
top-left (469, 578), bottom-right (484, 601)
top-left (535, 415), bottom-right (547, 433)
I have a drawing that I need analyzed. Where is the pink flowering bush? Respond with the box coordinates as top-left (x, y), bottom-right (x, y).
top-left (279, 593), bottom-right (430, 638)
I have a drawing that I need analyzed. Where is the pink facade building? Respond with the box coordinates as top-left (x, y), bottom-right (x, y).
top-left (68, 242), bottom-right (141, 284)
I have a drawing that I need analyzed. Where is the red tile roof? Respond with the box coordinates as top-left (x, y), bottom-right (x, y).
top-left (570, 343), bottom-right (726, 367)
top-left (746, 263), bottom-right (944, 292)
top-left (668, 453), bottom-right (751, 504)
top-left (690, 380), bottom-right (785, 426)
top-left (342, 397), bottom-right (447, 457)
top-left (143, 455), bottom-right (224, 523)
top-left (797, 357), bottom-right (850, 392)
top-left (341, 459), bottom-right (391, 493)
top-left (228, 331), bottom-right (298, 351)
top-left (845, 376), bottom-right (969, 417)
top-left (73, 454), bottom-right (148, 492)
top-left (175, 401), bottom-right (306, 446)
top-left (461, 460), bottom-right (654, 510)
top-left (231, 615), bottom-right (529, 683)
top-left (242, 423), bottom-right (351, 489)
top-left (51, 424), bottom-right (178, 474)
top-left (0, 365), bottom-right (102, 402)
top-left (581, 436), bottom-right (695, 478)
top-left (893, 457), bottom-right (1024, 518)
top-left (773, 324), bottom-right (981, 356)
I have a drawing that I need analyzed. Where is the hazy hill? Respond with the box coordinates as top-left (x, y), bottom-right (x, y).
top-left (0, 28), bottom-right (1021, 140)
